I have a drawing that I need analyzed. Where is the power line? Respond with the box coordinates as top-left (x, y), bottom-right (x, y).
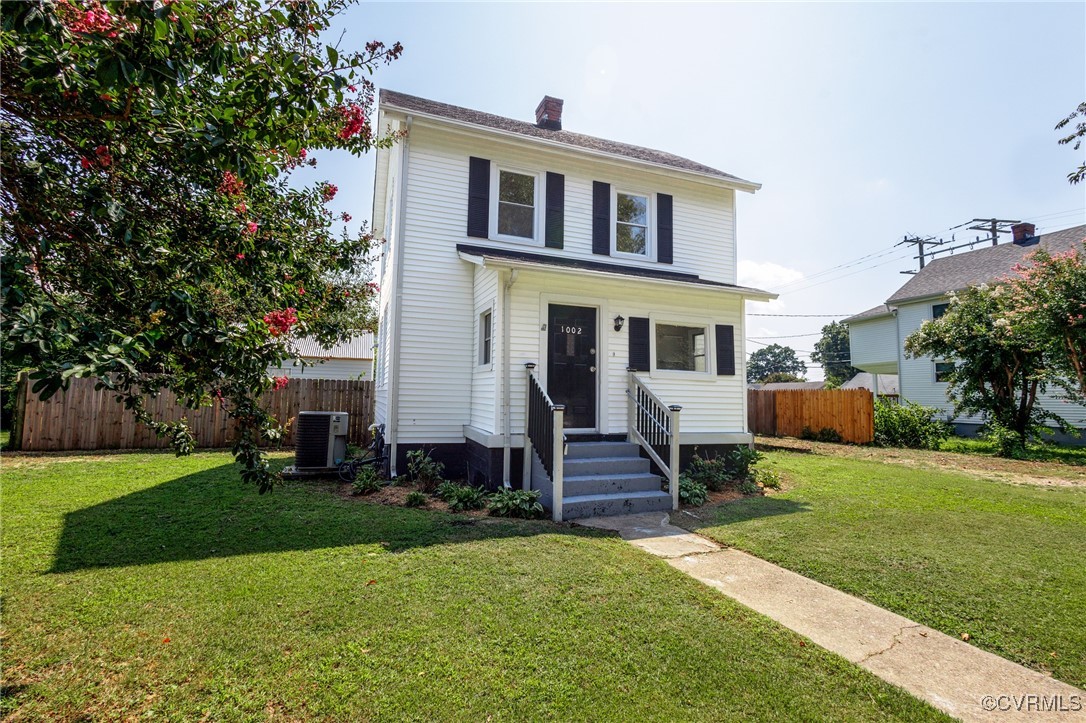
top-left (746, 313), bottom-right (853, 317)
top-left (747, 332), bottom-right (822, 339)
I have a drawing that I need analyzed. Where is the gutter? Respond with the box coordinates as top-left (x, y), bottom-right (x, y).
top-left (501, 268), bottom-right (519, 487)
top-left (387, 115), bottom-right (412, 477)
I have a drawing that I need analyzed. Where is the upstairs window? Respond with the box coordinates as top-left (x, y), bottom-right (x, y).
top-left (656, 323), bottom-right (707, 372)
top-left (496, 170), bottom-right (536, 240)
top-left (932, 302), bottom-right (949, 319)
top-left (615, 192), bottom-right (649, 256)
top-left (934, 360), bottom-right (955, 382)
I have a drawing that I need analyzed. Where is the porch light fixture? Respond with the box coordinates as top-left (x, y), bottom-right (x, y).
top-left (613, 314), bottom-right (625, 332)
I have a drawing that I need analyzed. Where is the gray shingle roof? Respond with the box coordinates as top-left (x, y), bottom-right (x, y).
top-left (843, 304), bottom-right (894, 324)
top-left (380, 90), bottom-right (758, 189)
top-left (886, 224), bottom-right (1086, 304)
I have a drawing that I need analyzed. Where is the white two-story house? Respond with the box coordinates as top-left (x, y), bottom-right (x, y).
top-left (370, 90), bottom-right (774, 519)
top-left (846, 222), bottom-right (1086, 442)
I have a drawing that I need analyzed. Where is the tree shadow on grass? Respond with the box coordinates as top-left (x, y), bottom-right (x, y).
top-left (49, 462), bottom-right (588, 573)
top-left (679, 495), bottom-right (812, 534)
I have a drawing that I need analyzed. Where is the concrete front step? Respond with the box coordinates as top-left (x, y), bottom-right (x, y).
top-left (564, 472), bottom-right (664, 497)
top-left (564, 441), bottom-right (641, 459)
top-left (563, 455), bottom-right (650, 477)
top-left (563, 490), bottom-right (674, 520)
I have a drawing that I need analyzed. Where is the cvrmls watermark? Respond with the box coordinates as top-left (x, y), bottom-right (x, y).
top-left (980, 694), bottom-right (1082, 713)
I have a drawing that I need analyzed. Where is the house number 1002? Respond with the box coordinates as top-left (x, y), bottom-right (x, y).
top-left (561, 326), bottom-right (583, 334)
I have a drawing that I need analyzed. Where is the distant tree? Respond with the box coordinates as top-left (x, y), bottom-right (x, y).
top-left (810, 321), bottom-right (861, 387)
top-left (1055, 101), bottom-right (1086, 184)
top-left (747, 344), bottom-right (806, 383)
top-left (1002, 242), bottom-right (1086, 400)
top-left (904, 285), bottom-right (1066, 456)
top-left (760, 372), bottom-right (805, 384)
top-left (1, 0), bottom-right (402, 490)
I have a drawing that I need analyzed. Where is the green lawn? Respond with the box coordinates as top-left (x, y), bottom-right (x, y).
top-left (939, 436), bottom-right (1086, 465)
top-left (677, 449), bottom-right (1086, 688)
top-left (1, 452), bottom-right (945, 721)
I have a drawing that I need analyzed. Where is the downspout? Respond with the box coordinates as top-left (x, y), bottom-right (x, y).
top-left (501, 268), bottom-right (520, 487)
top-left (387, 115), bottom-right (412, 477)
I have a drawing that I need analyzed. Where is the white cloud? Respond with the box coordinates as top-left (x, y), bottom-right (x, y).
top-left (738, 260), bottom-right (803, 291)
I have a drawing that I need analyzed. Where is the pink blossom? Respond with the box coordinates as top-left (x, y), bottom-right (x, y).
top-left (218, 171), bottom-right (245, 197)
top-left (235, 253), bottom-right (245, 260)
top-left (263, 308), bottom-right (298, 337)
top-left (340, 212), bottom-right (352, 223)
top-left (272, 376), bottom-right (290, 391)
top-left (242, 221), bottom-right (258, 235)
top-left (321, 183), bottom-right (338, 202)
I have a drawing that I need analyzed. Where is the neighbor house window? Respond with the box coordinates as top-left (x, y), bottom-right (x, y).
top-left (480, 310), bottom-right (493, 366)
top-left (932, 302), bottom-right (949, 319)
top-left (615, 192), bottom-right (649, 255)
top-left (496, 170), bottom-right (536, 239)
top-left (655, 323), bottom-right (706, 372)
top-left (934, 360), bottom-right (955, 382)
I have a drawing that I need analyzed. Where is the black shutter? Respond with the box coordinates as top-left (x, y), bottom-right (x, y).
top-left (592, 181), bottom-right (610, 255)
top-left (545, 172), bottom-right (564, 249)
top-left (716, 325), bottom-right (735, 376)
top-left (629, 317), bottom-right (650, 372)
top-left (657, 193), bottom-right (673, 264)
top-left (467, 157), bottom-right (490, 238)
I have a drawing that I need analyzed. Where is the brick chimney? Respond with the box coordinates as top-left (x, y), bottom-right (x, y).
top-left (1011, 222), bottom-right (1036, 244)
top-left (535, 96), bottom-right (563, 131)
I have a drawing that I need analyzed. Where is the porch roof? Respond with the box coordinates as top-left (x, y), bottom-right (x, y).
top-left (456, 244), bottom-right (777, 301)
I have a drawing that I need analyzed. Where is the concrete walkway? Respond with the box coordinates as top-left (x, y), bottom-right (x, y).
top-left (578, 512), bottom-right (1085, 722)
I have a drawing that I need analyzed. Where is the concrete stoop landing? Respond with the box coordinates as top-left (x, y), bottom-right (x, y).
top-left (577, 512), bottom-right (1086, 723)
top-left (561, 442), bottom-right (672, 520)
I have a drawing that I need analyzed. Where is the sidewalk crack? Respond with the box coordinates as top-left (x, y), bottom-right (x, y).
top-left (860, 624), bottom-right (923, 663)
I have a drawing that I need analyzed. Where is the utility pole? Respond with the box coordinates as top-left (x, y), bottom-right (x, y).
top-left (966, 218), bottom-right (1020, 247)
top-left (896, 234), bottom-right (943, 274)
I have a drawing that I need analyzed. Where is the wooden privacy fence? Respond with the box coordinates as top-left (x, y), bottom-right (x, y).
top-left (747, 388), bottom-right (873, 444)
top-left (13, 376), bottom-right (374, 452)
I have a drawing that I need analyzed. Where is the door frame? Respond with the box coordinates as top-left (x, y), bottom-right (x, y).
top-left (538, 293), bottom-right (608, 434)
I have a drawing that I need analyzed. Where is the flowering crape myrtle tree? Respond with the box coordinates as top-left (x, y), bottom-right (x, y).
top-left (1004, 244), bottom-right (1086, 401)
top-left (904, 284), bottom-right (1066, 454)
top-left (1, 0), bottom-right (401, 490)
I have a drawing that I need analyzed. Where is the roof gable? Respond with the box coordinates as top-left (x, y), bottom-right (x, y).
top-left (886, 224), bottom-right (1086, 305)
top-left (380, 90), bottom-right (759, 190)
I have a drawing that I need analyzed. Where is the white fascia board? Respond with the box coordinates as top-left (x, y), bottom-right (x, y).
top-left (457, 251), bottom-right (777, 302)
top-left (380, 105), bottom-right (762, 194)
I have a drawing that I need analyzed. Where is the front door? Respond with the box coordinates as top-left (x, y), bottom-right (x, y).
top-left (547, 304), bottom-right (597, 429)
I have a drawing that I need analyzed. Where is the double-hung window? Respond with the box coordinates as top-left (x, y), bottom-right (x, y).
top-left (495, 169), bottom-right (537, 241)
top-left (479, 310), bottom-right (493, 366)
top-left (655, 323), bottom-right (707, 372)
top-left (615, 191), bottom-right (650, 256)
top-left (934, 360), bottom-right (955, 383)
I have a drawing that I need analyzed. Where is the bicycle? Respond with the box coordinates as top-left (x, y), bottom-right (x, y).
top-left (337, 423), bottom-right (388, 482)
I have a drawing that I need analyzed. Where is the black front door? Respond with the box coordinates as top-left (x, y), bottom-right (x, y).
top-left (547, 304), bottom-right (597, 429)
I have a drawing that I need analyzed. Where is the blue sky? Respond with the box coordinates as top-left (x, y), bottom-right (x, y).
top-left (306, 1), bottom-right (1085, 379)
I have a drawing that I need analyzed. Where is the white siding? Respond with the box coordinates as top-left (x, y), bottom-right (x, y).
top-left (848, 315), bottom-right (899, 375)
top-left (507, 270), bottom-right (746, 436)
top-left (896, 300), bottom-right (1086, 428)
top-left (404, 123), bottom-right (738, 284)
top-left (386, 118), bottom-right (749, 445)
top-left (470, 266), bottom-right (499, 432)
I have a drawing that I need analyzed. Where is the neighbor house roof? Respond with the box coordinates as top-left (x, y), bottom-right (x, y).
top-left (380, 89), bottom-right (759, 190)
top-left (840, 372), bottom-right (899, 395)
top-left (886, 224), bottom-right (1086, 305)
top-left (843, 304), bottom-right (894, 324)
top-left (748, 381), bottom-right (825, 391)
top-left (292, 334), bottom-right (374, 360)
top-left (456, 244), bottom-right (776, 299)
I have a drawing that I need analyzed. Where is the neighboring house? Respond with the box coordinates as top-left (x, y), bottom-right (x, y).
top-left (846, 222), bottom-right (1086, 440)
top-left (840, 372), bottom-right (899, 399)
top-left (370, 90), bottom-right (774, 518)
top-left (268, 334), bottom-right (374, 381)
top-left (748, 381), bottom-right (824, 391)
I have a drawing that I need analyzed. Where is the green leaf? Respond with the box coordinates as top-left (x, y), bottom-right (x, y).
top-left (154, 18), bottom-right (168, 41)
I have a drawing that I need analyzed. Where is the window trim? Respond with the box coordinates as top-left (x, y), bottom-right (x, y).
top-left (933, 360), bottom-right (955, 383)
top-left (478, 308), bottom-right (494, 368)
top-left (648, 315), bottom-right (713, 378)
top-left (611, 188), bottom-right (655, 260)
top-left (489, 165), bottom-right (543, 245)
